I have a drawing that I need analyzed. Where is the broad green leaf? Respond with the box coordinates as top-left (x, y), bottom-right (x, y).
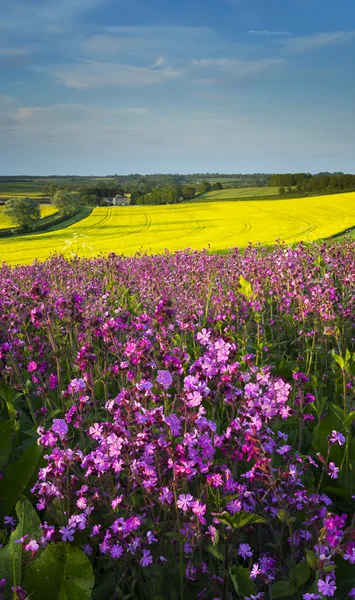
top-left (207, 544), bottom-right (224, 561)
top-left (238, 276), bottom-right (253, 300)
top-left (0, 440), bottom-right (42, 516)
top-left (271, 581), bottom-right (297, 598)
top-left (331, 352), bottom-right (345, 370)
top-left (0, 420), bottom-right (13, 471)
top-left (345, 411), bottom-right (355, 430)
top-left (305, 549), bottom-right (318, 571)
top-left (219, 510), bottom-right (266, 530)
top-left (290, 562), bottom-right (310, 587)
top-left (25, 542), bottom-right (94, 600)
top-left (229, 566), bottom-right (255, 597)
top-left (0, 496), bottom-right (41, 587)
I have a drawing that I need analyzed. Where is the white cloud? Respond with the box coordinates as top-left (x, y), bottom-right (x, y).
top-left (276, 31), bottom-right (355, 52)
top-left (248, 30), bottom-right (292, 36)
top-left (53, 58), bottom-right (182, 89)
top-left (191, 57), bottom-right (285, 75)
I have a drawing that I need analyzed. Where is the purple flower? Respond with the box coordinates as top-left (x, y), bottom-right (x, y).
top-left (250, 564), bottom-right (261, 579)
top-left (348, 589), bottom-right (355, 598)
top-left (318, 576), bottom-right (336, 597)
top-left (110, 544), bottom-right (123, 559)
top-left (177, 494), bottom-right (194, 511)
top-left (328, 462), bottom-right (339, 479)
top-left (51, 419), bottom-right (68, 438)
top-left (4, 516), bottom-right (16, 527)
top-left (82, 544), bottom-right (93, 556)
top-left (140, 549), bottom-right (153, 567)
top-left (59, 526), bottom-right (75, 542)
top-left (156, 370), bottom-right (172, 390)
top-left (24, 539), bottom-right (39, 553)
top-left (329, 431), bottom-right (346, 446)
top-left (28, 361), bottom-right (37, 372)
top-left (238, 543), bottom-right (253, 559)
top-left (158, 487), bottom-right (173, 504)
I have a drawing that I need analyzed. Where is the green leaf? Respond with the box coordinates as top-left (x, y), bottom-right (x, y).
top-left (229, 566), bottom-right (255, 597)
top-left (331, 403), bottom-right (345, 424)
top-left (323, 564), bottom-right (337, 572)
top-left (207, 544), bottom-right (224, 561)
top-left (290, 562), bottom-right (310, 587)
top-left (277, 509), bottom-right (295, 524)
top-left (238, 276), bottom-right (254, 300)
top-left (0, 440), bottom-right (42, 516)
top-left (345, 411), bottom-right (355, 430)
top-left (0, 420), bottom-right (13, 471)
top-left (271, 581), bottom-right (297, 598)
top-left (331, 352), bottom-right (345, 370)
top-left (305, 549), bottom-right (318, 571)
top-left (0, 383), bottom-right (18, 423)
top-left (25, 542), bottom-right (94, 600)
top-left (0, 496), bottom-right (41, 587)
top-left (165, 532), bottom-right (183, 542)
top-left (219, 510), bottom-right (266, 530)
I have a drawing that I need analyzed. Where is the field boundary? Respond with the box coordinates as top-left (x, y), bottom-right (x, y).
top-left (0, 207), bottom-right (93, 238)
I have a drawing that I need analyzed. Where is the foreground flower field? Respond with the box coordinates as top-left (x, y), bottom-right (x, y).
top-left (1, 242), bottom-right (355, 600)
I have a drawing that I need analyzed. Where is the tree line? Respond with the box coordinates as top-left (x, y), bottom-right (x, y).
top-left (136, 181), bottom-right (222, 205)
top-left (274, 173), bottom-right (355, 197)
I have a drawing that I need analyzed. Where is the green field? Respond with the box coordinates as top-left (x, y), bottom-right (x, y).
top-left (1, 192), bottom-right (355, 265)
top-left (0, 205), bottom-right (58, 230)
top-left (198, 186), bottom-right (281, 200)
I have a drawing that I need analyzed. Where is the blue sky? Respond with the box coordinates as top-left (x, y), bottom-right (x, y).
top-left (1, 0), bottom-right (355, 175)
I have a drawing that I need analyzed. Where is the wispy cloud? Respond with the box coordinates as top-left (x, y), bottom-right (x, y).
top-left (0, 0), bottom-right (110, 37)
top-left (276, 31), bottom-right (355, 52)
top-left (0, 47), bottom-right (30, 56)
top-left (53, 58), bottom-right (182, 89)
top-left (191, 57), bottom-right (285, 75)
top-left (248, 30), bottom-right (292, 36)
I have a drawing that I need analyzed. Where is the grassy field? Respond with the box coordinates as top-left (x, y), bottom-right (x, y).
top-left (0, 205), bottom-right (58, 230)
top-left (198, 186), bottom-right (281, 200)
top-left (1, 192), bottom-right (355, 265)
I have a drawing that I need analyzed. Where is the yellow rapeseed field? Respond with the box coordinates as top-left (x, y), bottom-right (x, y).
top-left (0, 205), bottom-right (58, 230)
top-left (1, 193), bottom-right (355, 265)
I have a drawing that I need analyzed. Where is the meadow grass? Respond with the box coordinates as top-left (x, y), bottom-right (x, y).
top-left (1, 192), bottom-right (355, 265)
top-left (0, 204), bottom-right (58, 230)
top-left (198, 186), bottom-right (281, 200)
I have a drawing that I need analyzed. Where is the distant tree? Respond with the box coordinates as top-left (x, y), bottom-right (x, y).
top-left (212, 182), bottom-right (223, 190)
top-left (279, 186), bottom-right (285, 196)
top-left (5, 197), bottom-right (41, 231)
top-left (198, 181), bottom-right (212, 194)
top-left (53, 190), bottom-right (80, 217)
top-left (181, 185), bottom-right (196, 200)
top-left (287, 186), bottom-right (293, 195)
top-left (44, 183), bottom-right (58, 199)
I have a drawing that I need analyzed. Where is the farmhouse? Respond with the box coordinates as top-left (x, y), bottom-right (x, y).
top-left (113, 195), bottom-right (130, 206)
